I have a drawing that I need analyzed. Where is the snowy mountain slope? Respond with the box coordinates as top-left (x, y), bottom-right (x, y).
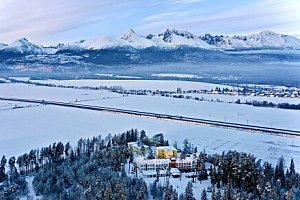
top-left (79, 35), bottom-right (127, 50)
top-left (119, 29), bottom-right (159, 49)
top-left (200, 31), bottom-right (300, 49)
top-left (156, 29), bottom-right (213, 49)
top-left (0, 43), bottom-right (7, 50)
top-left (247, 30), bottom-right (300, 49)
top-left (2, 38), bottom-right (45, 54)
top-left (0, 30), bottom-right (299, 55)
top-left (43, 46), bottom-right (60, 54)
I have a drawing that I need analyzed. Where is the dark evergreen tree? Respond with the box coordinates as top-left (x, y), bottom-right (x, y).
top-left (0, 156), bottom-right (7, 182)
top-left (148, 148), bottom-right (155, 159)
top-left (201, 189), bottom-right (207, 200)
top-left (184, 181), bottom-right (193, 200)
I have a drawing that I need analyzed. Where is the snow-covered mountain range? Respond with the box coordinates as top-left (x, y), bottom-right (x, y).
top-left (1, 38), bottom-right (45, 54)
top-left (200, 30), bottom-right (300, 49)
top-left (1, 29), bottom-right (300, 55)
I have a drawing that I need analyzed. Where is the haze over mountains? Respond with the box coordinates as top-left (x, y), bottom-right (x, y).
top-left (1, 29), bottom-right (300, 87)
top-left (1, 29), bottom-right (300, 55)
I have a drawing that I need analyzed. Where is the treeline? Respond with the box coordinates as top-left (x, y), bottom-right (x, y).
top-left (25, 129), bottom-right (149, 199)
top-left (16, 129), bottom-right (145, 176)
top-left (242, 100), bottom-right (300, 110)
top-left (207, 151), bottom-right (300, 199)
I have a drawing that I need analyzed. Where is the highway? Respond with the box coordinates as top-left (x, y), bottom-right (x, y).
top-left (1, 97), bottom-right (300, 138)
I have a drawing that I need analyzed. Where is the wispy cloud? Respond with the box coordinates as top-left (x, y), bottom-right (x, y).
top-left (0, 0), bottom-right (299, 44)
top-left (141, 12), bottom-right (185, 23)
top-left (146, 0), bottom-right (203, 6)
top-left (166, 0), bottom-right (204, 4)
top-left (137, 0), bottom-right (300, 36)
top-left (0, 0), bottom-right (139, 44)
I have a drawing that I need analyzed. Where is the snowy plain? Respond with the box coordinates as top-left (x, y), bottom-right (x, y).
top-left (30, 79), bottom-right (230, 91)
top-left (0, 101), bottom-right (300, 171)
top-left (0, 81), bottom-right (299, 172)
top-left (0, 83), bottom-right (299, 130)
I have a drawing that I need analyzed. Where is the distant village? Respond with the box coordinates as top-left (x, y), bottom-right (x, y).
top-left (117, 85), bottom-right (300, 99)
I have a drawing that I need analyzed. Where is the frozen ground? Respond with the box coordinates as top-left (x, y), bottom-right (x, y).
top-left (0, 83), bottom-right (121, 102)
top-left (0, 83), bottom-right (298, 130)
top-left (82, 95), bottom-right (300, 130)
top-left (151, 73), bottom-right (204, 79)
top-left (0, 81), bottom-right (299, 172)
top-left (30, 79), bottom-right (230, 91)
top-left (0, 100), bottom-right (37, 111)
top-left (143, 174), bottom-right (212, 199)
top-left (0, 101), bottom-right (300, 171)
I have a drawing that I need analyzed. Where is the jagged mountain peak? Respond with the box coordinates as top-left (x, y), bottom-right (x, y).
top-left (119, 29), bottom-right (136, 39)
top-left (249, 30), bottom-right (282, 39)
top-left (4, 37), bottom-right (45, 54)
top-left (119, 29), bottom-right (140, 41)
top-left (156, 28), bottom-right (213, 49)
top-left (259, 30), bottom-right (278, 35)
top-left (15, 37), bottom-right (29, 42)
top-left (158, 28), bottom-right (197, 43)
top-left (199, 30), bottom-right (300, 49)
top-left (246, 30), bottom-right (300, 48)
top-left (119, 29), bottom-right (157, 49)
top-left (0, 42), bottom-right (7, 50)
top-left (11, 37), bottom-right (34, 46)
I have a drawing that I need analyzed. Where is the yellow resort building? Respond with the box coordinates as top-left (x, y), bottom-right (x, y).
top-left (156, 146), bottom-right (177, 159)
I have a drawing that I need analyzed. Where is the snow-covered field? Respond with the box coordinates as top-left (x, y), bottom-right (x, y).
top-left (151, 73), bottom-right (204, 79)
top-left (0, 102), bottom-right (300, 171)
top-left (82, 95), bottom-right (300, 130)
top-left (30, 79), bottom-right (230, 90)
top-left (0, 80), bottom-right (299, 171)
top-left (0, 83), bottom-right (121, 102)
top-left (0, 83), bottom-right (299, 130)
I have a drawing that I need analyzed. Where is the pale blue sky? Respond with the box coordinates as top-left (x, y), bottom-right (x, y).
top-left (0, 0), bottom-right (299, 45)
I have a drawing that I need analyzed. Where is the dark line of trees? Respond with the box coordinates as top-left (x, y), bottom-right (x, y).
top-left (242, 100), bottom-right (300, 110)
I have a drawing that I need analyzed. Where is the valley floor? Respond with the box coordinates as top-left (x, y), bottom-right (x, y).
top-left (0, 80), bottom-right (299, 171)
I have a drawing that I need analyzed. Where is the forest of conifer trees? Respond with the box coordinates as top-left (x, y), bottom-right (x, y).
top-left (0, 129), bottom-right (299, 199)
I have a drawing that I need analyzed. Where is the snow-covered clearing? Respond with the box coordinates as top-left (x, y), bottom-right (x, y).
top-left (151, 73), bottom-right (203, 79)
top-left (23, 177), bottom-right (39, 200)
top-left (114, 75), bottom-right (141, 79)
top-left (95, 73), bottom-right (114, 77)
top-left (144, 175), bottom-right (212, 199)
